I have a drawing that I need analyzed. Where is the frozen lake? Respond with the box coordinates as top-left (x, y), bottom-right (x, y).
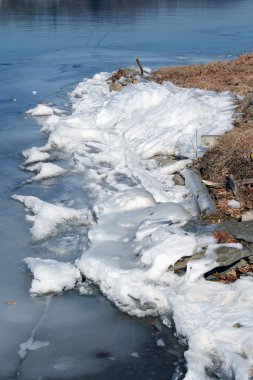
top-left (0, 0), bottom-right (253, 379)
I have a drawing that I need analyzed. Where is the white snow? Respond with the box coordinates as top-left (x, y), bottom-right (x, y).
top-left (25, 162), bottom-right (66, 181)
top-left (16, 71), bottom-right (253, 379)
top-left (26, 104), bottom-right (63, 117)
top-left (228, 199), bottom-right (241, 209)
top-left (24, 257), bottom-right (81, 294)
top-left (22, 147), bottom-right (51, 165)
top-left (12, 195), bottom-right (92, 240)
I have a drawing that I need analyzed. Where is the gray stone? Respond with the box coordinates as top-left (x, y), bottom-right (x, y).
top-left (169, 252), bottom-right (204, 272)
top-left (174, 173), bottom-right (185, 186)
top-left (109, 82), bottom-right (124, 92)
top-left (247, 255), bottom-right (253, 264)
top-left (200, 135), bottom-right (220, 148)
top-left (232, 322), bottom-right (243, 328)
top-left (241, 211), bottom-right (253, 222)
top-left (238, 93), bottom-right (253, 113)
top-left (216, 220), bottom-right (253, 243)
top-left (214, 246), bottom-right (251, 267)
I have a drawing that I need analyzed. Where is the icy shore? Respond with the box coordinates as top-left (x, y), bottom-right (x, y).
top-left (15, 72), bottom-right (253, 379)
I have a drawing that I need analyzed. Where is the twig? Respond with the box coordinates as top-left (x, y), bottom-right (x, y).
top-left (202, 179), bottom-right (225, 188)
top-left (136, 57), bottom-right (144, 77)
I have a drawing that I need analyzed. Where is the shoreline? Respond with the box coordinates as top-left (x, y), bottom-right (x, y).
top-left (17, 56), bottom-right (253, 379)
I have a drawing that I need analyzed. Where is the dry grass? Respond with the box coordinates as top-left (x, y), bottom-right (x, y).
top-left (197, 127), bottom-right (253, 212)
top-left (212, 230), bottom-right (238, 244)
top-left (152, 53), bottom-right (253, 95)
top-left (199, 127), bottom-right (253, 181)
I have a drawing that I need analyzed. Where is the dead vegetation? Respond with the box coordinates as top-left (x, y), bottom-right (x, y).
top-left (211, 264), bottom-right (253, 284)
top-left (212, 230), bottom-right (238, 244)
top-left (198, 128), bottom-right (253, 182)
top-left (152, 53), bottom-right (253, 96)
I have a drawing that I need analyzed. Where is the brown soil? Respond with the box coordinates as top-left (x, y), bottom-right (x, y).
top-left (152, 53), bottom-right (253, 96)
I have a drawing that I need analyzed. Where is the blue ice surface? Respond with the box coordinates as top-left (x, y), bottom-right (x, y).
top-left (0, 0), bottom-right (253, 378)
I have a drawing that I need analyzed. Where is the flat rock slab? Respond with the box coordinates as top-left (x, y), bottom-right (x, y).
top-left (213, 246), bottom-right (252, 267)
top-left (169, 252), bottom-right (205, 272)
top-left (216, 220), bottom-right (253, 243)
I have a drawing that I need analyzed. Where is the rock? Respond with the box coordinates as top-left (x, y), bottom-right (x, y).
top-left (233, 322), bottom-right (243, 328)
top-left (182, 168), bottom-right (216, 215)
top-left (238, 92), bottom-right (253, 113)
top-left (200, 135), bottom-right (220, 148)
top-left (247, 255), bottom-right (253, 264)
top-left (216, 220), bottom-right (253, 243)
top-left (214, 246), bottom-right (251, 267)
top-left (232, 258), bottom-right (248, 269)
top-left (174, 173), bottom-right (185, 186)
top-left (109, 82), bottom-right (124, 92)
top-left (241, 211), bottom-right (253, 221)
top-left (206, 257), bottom-right (251, 282)
top-left (169, 252), bottom-right (204, 272)
top-left (152, 155), bottom-right (176, 165)
top-left (245, 105), bottom-right (253, 119)
top-left (180, 197), bottom-right (200, 217)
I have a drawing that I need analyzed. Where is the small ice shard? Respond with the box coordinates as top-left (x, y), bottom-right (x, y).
top-left (130, 352), bottom-right (140, 358)
top-left (24, 257), bottom-right (81, 295)
top-left (157, 338), bottom-right (165, 347)
top-left (94, 188), bottom-right (155, 217)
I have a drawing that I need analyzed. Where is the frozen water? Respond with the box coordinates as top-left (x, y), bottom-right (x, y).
top-left (1, 0), bottom-right (253, 379)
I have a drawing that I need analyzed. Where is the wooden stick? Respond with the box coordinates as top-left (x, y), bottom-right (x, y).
top-left (202, 179), bottom-right (225, 188)
top-left (238, 178), bottom-right (253, 185)
top-left (136, 57), bottom-right (144, 76)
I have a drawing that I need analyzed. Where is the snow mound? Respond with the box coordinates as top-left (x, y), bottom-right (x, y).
top-left (26, 104), bottom-right (63, 117)
top-left (22, 147), bottom-right (50, 165)
top-left (24, 257), bottom-right (81, 294)
top-left (26, 162), bottom-right (66, 181)
top-left (94, 188), bottom-right (155, 217)
top-left (12, 195), bottom-right (92, 240)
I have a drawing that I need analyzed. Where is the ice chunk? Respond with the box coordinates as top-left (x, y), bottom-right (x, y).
top-left (22, 147), bottom-right (50, 165)
top-left (158, 159), bottom-right (192, 175)
top-left (24, 257), bottom-right (81, 294)
top-left (141, 231), bottom-right (196, 280)
top-left (26, 104), bottom-right (63, 117)
top-left (157, 338), bottom-right (165, 347)
top-left (26, 162), bottom-right (66, 181)
top-left (94, 188), bottom-right (155, 217)
top-left (12, 195), bottom-right (92, 240)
